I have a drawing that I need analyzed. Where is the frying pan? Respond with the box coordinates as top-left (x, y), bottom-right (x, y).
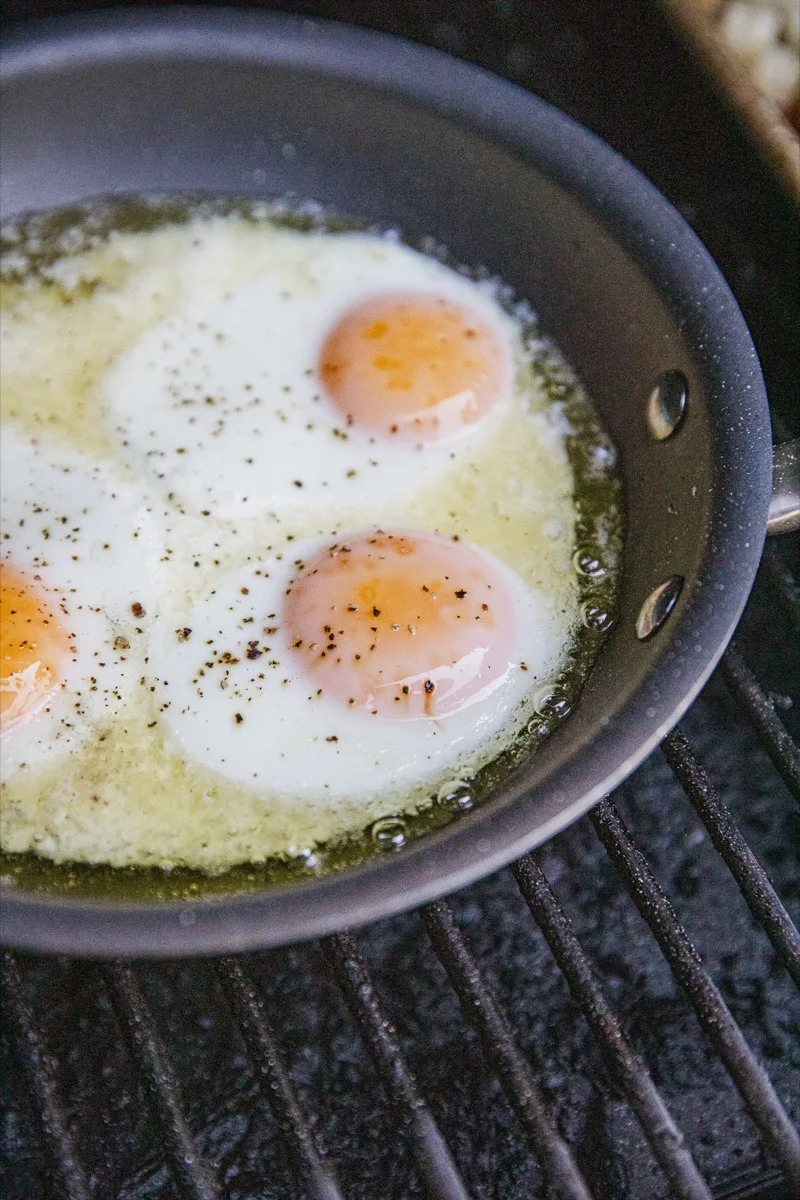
top-left (1, 7), bottom-right (798, 957)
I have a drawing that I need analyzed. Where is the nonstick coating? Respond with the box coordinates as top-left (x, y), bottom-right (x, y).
top-left (0, 8), bottom-right (772, 956)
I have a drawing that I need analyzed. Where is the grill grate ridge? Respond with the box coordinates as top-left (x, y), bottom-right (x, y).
top-left (323, 931), bottom-right (472, 1200)
top-left (720, 645), bottom-right (800, 799)
top-left (103, 962), bottom-right (219, 1200)
top-left (759, 548), bottom-right (800, 632)
top-left (590, 798), bottom-right (800, 1186)
top-left (214, 956), bottom-right (346, 1200)
top-left (1, 952), bottom-right (90, 1200)
top-left (511, 854), bottom-right (713, 1200)
top-left (661, 729), bottom-right (800, 989)
top-left (420, 899), bottom-right (594, 1200)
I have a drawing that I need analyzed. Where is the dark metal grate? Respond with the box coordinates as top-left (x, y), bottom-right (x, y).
top-left (2, 548), bottom-right (799, 1199)
top-left (214, 955), bottom-right (345, 1200)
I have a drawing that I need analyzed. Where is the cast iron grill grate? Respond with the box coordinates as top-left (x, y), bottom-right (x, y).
top-left (2, 542), bottom-right (799, 1200)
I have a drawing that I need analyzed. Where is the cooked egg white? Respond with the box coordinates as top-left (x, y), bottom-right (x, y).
top-left (147, 531), bottom-right (565, 799)
top-left (0, 211), bottom-right (588, 870)
top-left (102, 232), bottom-right (520, 520)
top-left (0, 430), bottom-right (159, 776)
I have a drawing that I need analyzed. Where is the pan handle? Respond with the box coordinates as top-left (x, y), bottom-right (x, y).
top-left (767, 439), bottom-right (800, 536)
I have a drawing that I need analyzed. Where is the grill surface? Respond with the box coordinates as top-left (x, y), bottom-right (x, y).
top-left (1, 2), bottom-right (799, 1198)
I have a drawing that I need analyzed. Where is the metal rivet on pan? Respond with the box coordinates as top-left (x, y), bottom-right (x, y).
top-left (647, 371), bottom-right (687, 440)
top-left (636, 576), bottom-right (684, 640)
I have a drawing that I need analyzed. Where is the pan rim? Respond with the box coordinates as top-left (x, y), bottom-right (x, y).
top-left (0, 6), bottom-right (772, 957)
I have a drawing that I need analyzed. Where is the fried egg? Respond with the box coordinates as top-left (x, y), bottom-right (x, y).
top-left (102, 232), bottom-right (518, 520)
top-left (0, 430), bottom-right (156, 776)
top-left (148, 528), bottom-right (567, 799)
top-left (0, 206), bottom-right (620, 870)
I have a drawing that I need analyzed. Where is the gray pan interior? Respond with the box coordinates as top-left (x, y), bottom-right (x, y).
top-left (0, 8), bottom-right (772, 956)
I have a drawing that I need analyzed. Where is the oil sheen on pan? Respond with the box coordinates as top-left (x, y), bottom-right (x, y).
top-left (0, 198), bottom-right (621, 878)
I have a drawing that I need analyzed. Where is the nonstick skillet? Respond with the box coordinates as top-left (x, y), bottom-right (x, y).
top-left (1, 7), bottom-right (798, 957)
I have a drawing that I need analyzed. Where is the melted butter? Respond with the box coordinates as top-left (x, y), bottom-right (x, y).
top-left (0, 201), bottom-right (620, 875)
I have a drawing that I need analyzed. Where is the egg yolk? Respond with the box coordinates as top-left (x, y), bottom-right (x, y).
top-left (319, 293), bottom-right (511, 441)
top-left (284, 530), bottom-right (519, 719)
top-left (0, 563), bottom-right (70, 733)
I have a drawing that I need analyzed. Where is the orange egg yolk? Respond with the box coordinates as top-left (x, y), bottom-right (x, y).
top-left (284, 530), bottom-right (518, 719)
top-left (319, 292), bottom-right (511, 441)
top-left (0, 563), bottom-right (70, 734)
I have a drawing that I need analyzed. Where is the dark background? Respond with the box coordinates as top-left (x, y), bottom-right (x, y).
top-left (2, 4), bottom-right (799, 1199)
